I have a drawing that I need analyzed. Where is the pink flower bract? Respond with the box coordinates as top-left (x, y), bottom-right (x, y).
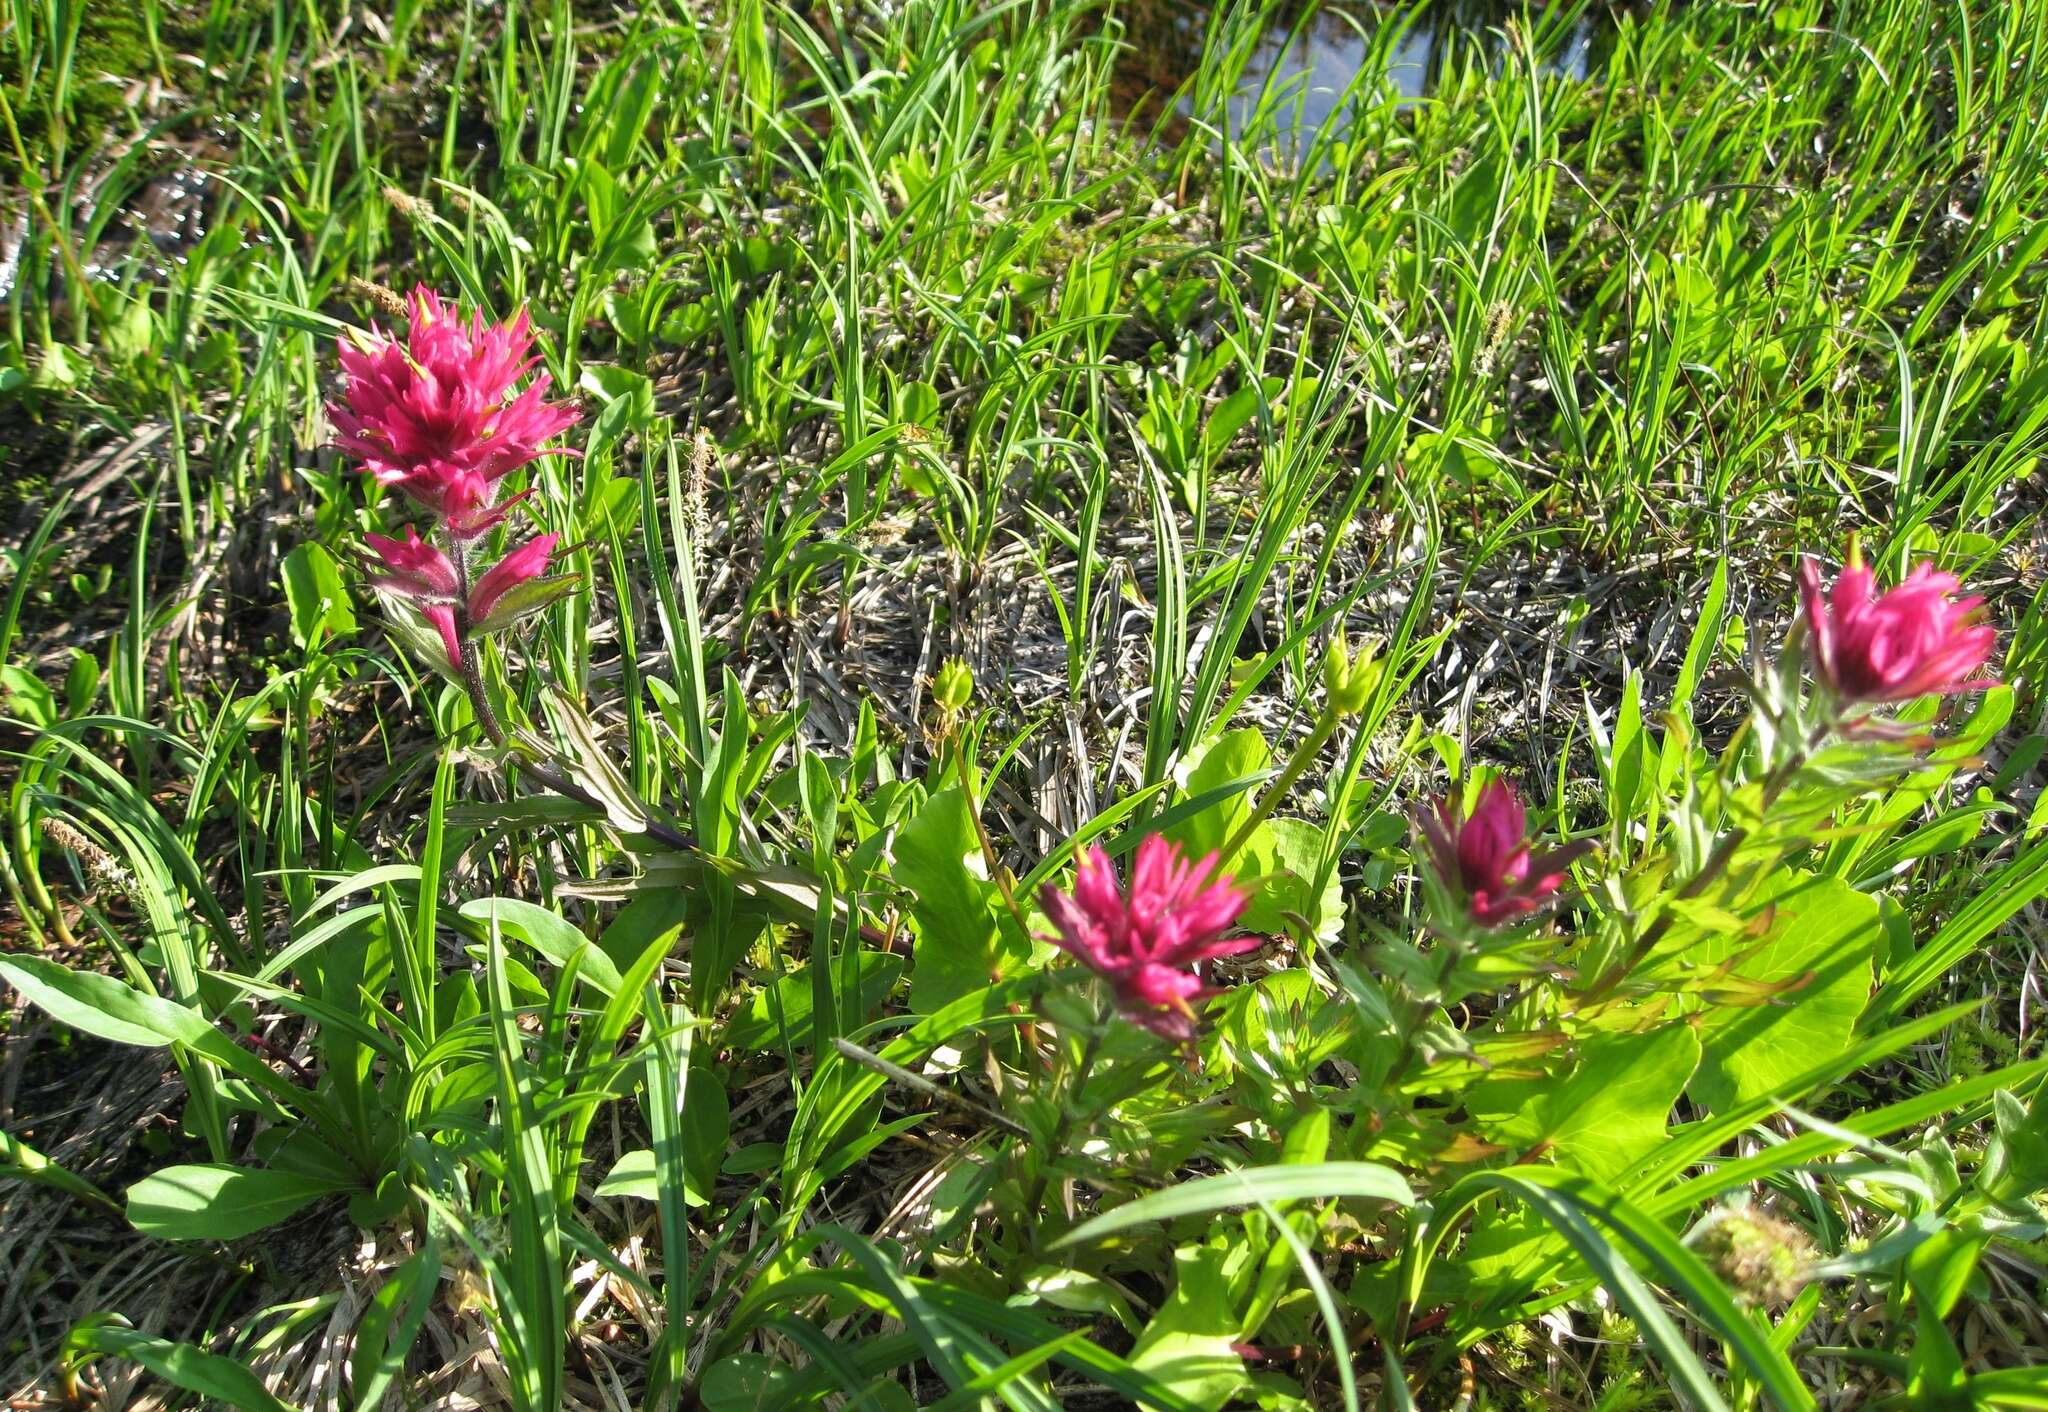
top-left (468, 533), bottom-right (559, 623)
top-left (1798, 552), bottom-right (1997, 705)
top-left (363, 527), bottom-right (463, 670)
top-left (330, 287), bottom-right (579, 540)
top-left (1420, 778), bottom-right (1589, 928)
top-left (1039, 835), bottom-right (1257, 1044)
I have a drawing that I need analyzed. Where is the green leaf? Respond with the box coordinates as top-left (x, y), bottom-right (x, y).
top-left (65, 1316), bottom-right (300, 1412)
top-left (1979, 1088), bottom-right (2048, 1207)
top-left (1054, 1163), bottom-right (1413, 1248)
top-left (0, 954), bottom-right (298, 1103)
top-left (62, 648), bottom-right (101, 715)
top-left (1467, 1025), bottom-right (1701, 1182)
top-left (1128, 1245), bottom-right (1249, 1409)
top-left (1162, 729), bottom-right (1270, 867)
top-left (596, 1148), bottom-right (664, 1201)
top-left (461, 897), bottom-right (624, 996)
top-left (281, 542), bottom-right (356, 650)
top-left (598, 1072), bottom-right (726, 1208)
top-left (1, 663), bottom-right (56, 726)
top-left (597, 891), bottom-right (693, 973)
top-left (469, 573), bottom-right (583, 636)
top-left (580, 364), bottom-right (656, 456)
top-left (701, 1353), bottom-right (799, 1411)
top-left (1241, 816), bottom-right (1343, 944)
top-left (0, 952), bottom-right (175, 1047)
top-left (1688, 872), bottom-right (1875, 1112)
top-left (1965, 1366), bottom-right (2048, 1408)
top-left (127, 1164), bottom-right (350, 1241)
top-left (350, 1237), bottom-right (441, 1412)
top-left (725, 953), bottom-right (902, 1051)
top-left (1, 1131), bottom-right (117, 1211)
top-left (894, 786), bottom-right (1024, 1012)
top-left (541, 685), bottom-right (654, 833)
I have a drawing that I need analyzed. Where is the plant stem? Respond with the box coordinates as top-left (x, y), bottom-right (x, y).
top-left (1022, 1015), bottom-right (1106, 1250)
top-left (953, 736), bottom-right (1030, 934)
top-left (1219, 707), bottom-right (1344, 865)
top-left (1576, 719), bottom-right (1833, 1004)
top-left (449, 539), bottom-right (698, 852)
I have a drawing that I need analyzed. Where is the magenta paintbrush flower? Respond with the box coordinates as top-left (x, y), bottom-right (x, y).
top-left (363, 527), bottom-right (463, 670)
top-left (1798, 548), bottom-right (1997, 705)
top-left (468, 533), bottom-right (559, 624)
top-left (329, 287), bottom-right (579, 540)
top-left (1039, 835), bottom-right (1258, 1044)
top-left (1420, 778), bottom-right (1590, 928)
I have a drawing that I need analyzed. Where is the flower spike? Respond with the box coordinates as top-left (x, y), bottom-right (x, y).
top-left (1798, 545), bottom-right (1997, 706)
top-left (1419, 778), bottom-right (1591, 928)
top-left (329, 287), bottom-right (580, 541)
top-left (1039, 835), bottom-right (1258, 1044)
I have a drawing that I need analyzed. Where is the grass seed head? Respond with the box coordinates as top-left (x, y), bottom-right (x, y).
top-left (1693, 1206), bottom-right (1816, 1309)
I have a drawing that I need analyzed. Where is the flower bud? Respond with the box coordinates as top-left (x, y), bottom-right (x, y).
top-left (934, 657), bottom-right (974, 714)
top-left (1322, 634), bottom-right (1381, 719)
top-left (1418, 778), bottom-right (1592, 928)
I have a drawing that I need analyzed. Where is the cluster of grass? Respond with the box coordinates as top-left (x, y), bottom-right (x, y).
top-left (2, 0), bottom-right (2047, 1407)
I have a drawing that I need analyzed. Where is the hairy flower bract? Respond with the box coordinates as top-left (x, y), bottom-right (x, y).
top-left (468, 533), bottom-right (560, 624)
top-left (330, 287), bottom-right (579, 540)
top-left (1039, 836), bottom-right (1257, 1044)
top-left (1421, 778), bottom-right (1589, 927)
top-left (1798, 550), bottom-right (1997, 705)
top-left (363, 527), bottom-right (463, 670)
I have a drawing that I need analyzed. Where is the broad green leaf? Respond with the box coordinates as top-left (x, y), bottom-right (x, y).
top-left (597, 1149), bottom-right (666, 1200)
top-left (894, 786), bottom-right (1023, 1012)
top-left (65, 1316), bottom-right (299, 1412)
top-left (701, 1353), bottom-right (799, 1411)
top-left (460, 897), bottom-right (624, 996)
top-left (1241, 816), bottom-right (1343, 944)
top-left (281, 542), bottom-right (356, 650)
top-left (541, 686), bottom-right (651, 833)
top-left (0, 663), bottom-right (56, 726)
top-left (725, 953), bottom-right (903, 1051)
top-left (1128, 1245), bottom-right (1248, 1409)
top-left (919, 1283), bottom-right (1207, 1411)
top-left (597, 889), bottom-right (692, 974)
top-left (1162, 729), bottom-right (1270, 867)
top-left (1467, 1024), bottom-right (1700, 1182)
top-left (1055, 1162), bottom-right (1413, 1248)
top-left (0, 954), bottom-right (298, 1103)
top-left (1688, 872), bottom-right (1876, 1112)
top-left (127, 1164), bottom-right (350, 1241)
top-left (0, 952), bottom-right (182, 1047)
